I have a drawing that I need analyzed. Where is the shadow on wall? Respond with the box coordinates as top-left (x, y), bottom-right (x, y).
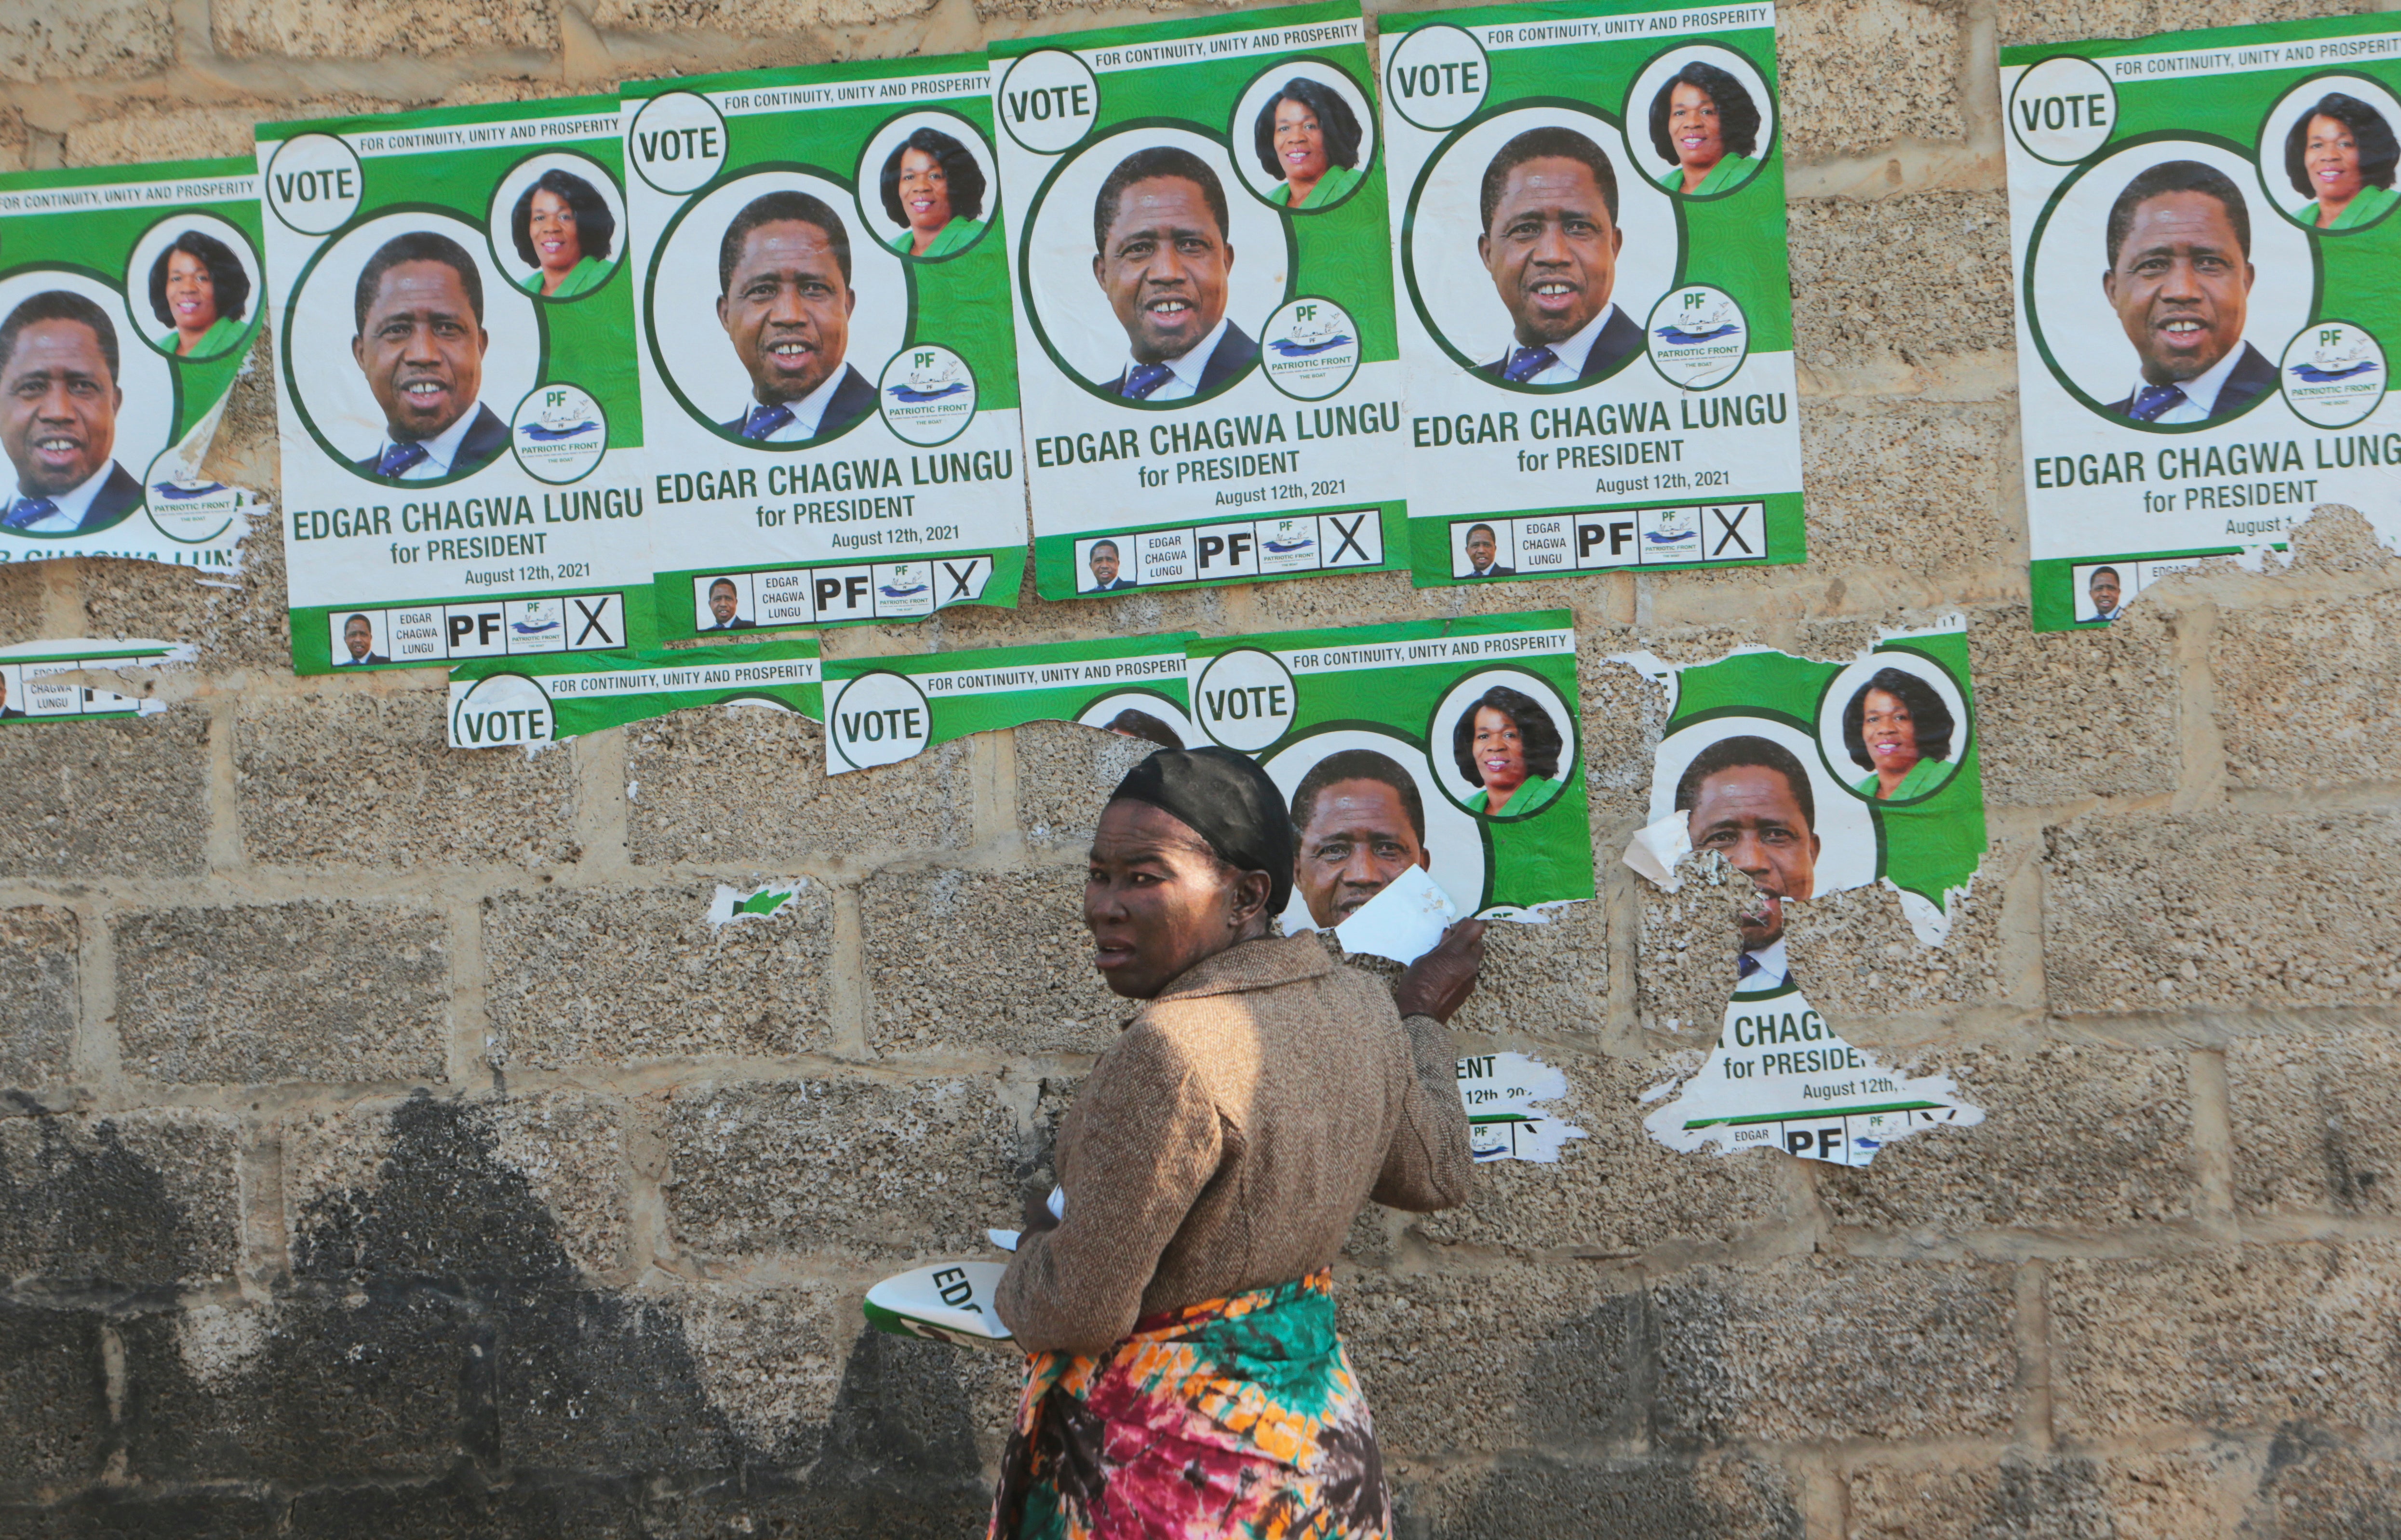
top-left (0, 1092), bottom-right (996, 1538)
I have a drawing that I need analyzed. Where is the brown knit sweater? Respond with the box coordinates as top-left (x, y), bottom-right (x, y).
top-left (994, 931), bottom-right (1479, 1354)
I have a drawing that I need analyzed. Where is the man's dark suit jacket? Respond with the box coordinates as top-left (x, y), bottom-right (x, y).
top-left (1107, 322), bottom-right (1259, 399)
top-left (1087, 576), bottom-right (1138, 592)
top-left (720, 365), bottom-right (877, 442)
top-left (1468, 563), bottom-right (1517, 577)
top-left (30, 461), bottom-right (146, 536)
top-left (352, 403), bottom-right (510, 482)
top-left (1478, 307), bottom-right (1646, 386)
top-left (337, 653), bottom-right (392, 666)
top-left (706, 617), bottom-right (757, 631)
top-left (2106, 341), bottom-right (2277, 422)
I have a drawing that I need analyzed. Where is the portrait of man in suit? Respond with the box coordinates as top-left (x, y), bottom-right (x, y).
top-left (1673, 734), bottom-right (1820, 989)
top-left (1290, 749), bottom-right (1433, 930)
top-left (703, 576), bottom-right (755, 629)
top-left (350, 232), bottom-right (510, 482)
top-left (1476, 126), bottom-right (1645, 387)
top-left (1085, 538), bottom-right (1137, 591)
top-left (2101, 160), bottom-right (2276, 425)
top-left (1462, 522), bottom-right (1514, 577)
top-left (336, 613), bottom-right (390, 667)
top-left (2085, 565), bottom-right (2126, 622)
top-left (0, 290), bottom-right (146, 536)
top-left (716, 190), bottom-right (876, 444)
top-left (1091, 146), bottom-right (1258, 402)
top-left (0, 667), bottom-right (22, 718)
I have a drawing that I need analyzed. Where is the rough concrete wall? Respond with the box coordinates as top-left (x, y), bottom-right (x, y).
top-left (2, 0), bottom-right (2398, 1534)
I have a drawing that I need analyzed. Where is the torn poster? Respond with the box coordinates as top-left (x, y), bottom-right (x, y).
top-left (863, 1260), bottom-right (1015, 1348)
top-left (1187, 609), bottom-right (1596, 931)
top-left (446, 637), bottom-right (820, 749)
top-left (0, 639), bottom-right (192, 722)
top-left (1642, 982), bottom-right (1982, 1166)
top-left (1459, 1050), bottom-right (1586, 1163)
top-left (820, 633), bottom-right (1193, 774)
top-left (706, 880), bottom-right (807, 927)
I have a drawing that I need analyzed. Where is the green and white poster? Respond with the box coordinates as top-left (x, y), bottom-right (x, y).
top-left (0, 637), bottom-right (192, 722)
top-left (821, 634), bottom-right (1192, 774)
top-left (0, 160), bottom-right (262, 571)
top-left (258, 98), bottom-right (653, 674)
top-left (445, 636), bottom-right (820, 749)
top-left (1184, 609), bottom-right (1595, 930)
top-left (991, 2), bottom-right (1408, 599)
top-left (2004, 13), bottom-right (2401, 629)
top-left (1380, 0), bottom-right (1804, 586)
top-left (622, 54), bottom-right (1025, 639)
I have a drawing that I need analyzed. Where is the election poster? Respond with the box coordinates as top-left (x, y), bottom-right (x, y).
top-left (1380, 0), bottom-right (1805, 587)
top-left (622, 54), bottom-right (1026, 640)
top-left (446, 636), bottom-right (821, 750)
top-left (258, 97), bottom-right (654, 675)
top-left (1184, 609), bottom-right (1595, 930)
top-left (0, 637), bottom-right (193, 722)
top-left (820, 634), bottom-right (1193, 774)
top-left (991, 2), bottom-right (1410, 599)
top-left (0, 160), bottom-right (263, 571)
top-left (2004, 12), bottom-right (2401, 629)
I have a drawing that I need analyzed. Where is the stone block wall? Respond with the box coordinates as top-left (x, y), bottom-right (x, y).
top-left (3, 0), bottom-right (2399, 1534)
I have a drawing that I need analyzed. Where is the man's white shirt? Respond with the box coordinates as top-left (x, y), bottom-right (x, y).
top-left (2127, 341), bottom-right (2246, 425)
top-left (11, 459), bottom-right (124, 534)
top-left (1736, 937), bottom-right (1789, 990)
top-left (1502, 303), bottom-right (1622, 386)
top-left (1122, 317), bottom-right (1229, 403)
top-left (747, 362), bottom-right (851, 442)
top-left (375, 404), bottom-right (483, 480)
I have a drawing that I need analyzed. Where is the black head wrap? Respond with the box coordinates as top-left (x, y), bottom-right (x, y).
top-left (1107, 747), bottom-right (1294, 918)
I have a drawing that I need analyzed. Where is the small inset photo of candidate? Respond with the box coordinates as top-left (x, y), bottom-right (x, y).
top-left (1228, 59), bottom-right (1377, 214)
top-left (695, 574), bottom-right (757, 631)
top-left (487, 152), bottom-right (625, 301)
top-left (1622, 46), bottom-right (1775, 200)
top-left (1075, 691), bottom-right (1192, 750)
top-left (2072, 560), bottom-right (2140, 624)
top-left (1262, 729), bottom-right (1487, 934)
top-left (2025, 141), bottom-right (2308, 428)
top-left (125, 213), bottom-right (262, 362)
top-left (1076, 536), bottom-right (1139, 593)
top-left (1401, 106), bottom-right (1677, 390)
top-left (2259, 77), bottom-right (2401, 234)
top-left (331, 610), bottom-right (390, 667)
top-left (1018, 127), bottom-right (1284, 405)
top-left (856, 111), bottom-right (997, 261)
top-left (1813, 652), bottom-right (1970, 806)
top-left (0, 663), bottom-right (24, 719)
top-left (646, 169), bottom-right (906, 447)
top-left (1427, 670), bottom-right (1577, 820)
top-left (282, 213), bottom-right (538, 484)
top-left (0, 272), bottom-right (175, 538)
top-left (1452, 520), bottom-right (1516, 578)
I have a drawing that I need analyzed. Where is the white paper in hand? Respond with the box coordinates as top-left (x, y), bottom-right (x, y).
top-left (1334, 864), bottom-right (1459, 964)
top-left (863, 1261), bottom-right (1015, 1349)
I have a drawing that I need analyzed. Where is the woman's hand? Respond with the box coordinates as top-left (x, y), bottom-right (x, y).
top-left (1393, 920), bottom-right (1487, 1023)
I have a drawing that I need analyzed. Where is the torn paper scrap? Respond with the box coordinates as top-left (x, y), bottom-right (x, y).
top-left (1335, 864), bottom-right (1459, 965)
top-left (1622, 809), bottom-right (1693, 890)
top-left (0, 639), bottom-right (193, 722)
top-left (706, 881), bottom-right (806, 928)
top-left (1643, 981), bottom-right (1982, 1166)
top-left (862, 1261), bottom-right (1014, 1349)
top-left (448, 638), bottom-right (821, 749)
top-left (1459, 1051), bottom-right (1588, 1163)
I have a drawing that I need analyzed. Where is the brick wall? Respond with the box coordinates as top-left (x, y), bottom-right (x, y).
top-left (4, 0), bottom-right (2400, 1534)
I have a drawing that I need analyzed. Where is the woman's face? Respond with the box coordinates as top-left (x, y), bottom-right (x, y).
top-left (898, 147), bottom-right (953, 232)
top-left (1668, 81), bottom-right (1725, 171)
top-left (1274, 97), bottom-right (1329, 187)
top-left (1472, 706), bottom-right (1529, 794)
top-left (2307, 114), bottom-right (2364, 204)
top-left (529, 188), bottom-right (583, 273)
top-left (1860, 689), bottom-right (1921, 775)
top-left (165, 249), bottom-right (218, 333)
top-left (1085, 800), bottom-right (1266, 999)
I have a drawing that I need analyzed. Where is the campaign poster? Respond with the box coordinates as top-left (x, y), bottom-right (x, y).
top-left (621, 55), bottom-right (1025, 640)
top-left (820, 634), bottom-right (1192, 774)
top-left (2005, 13), bottom-right (2401, 629)
top-left (1183, 610), bottom-right (1594, 931)
top-left (258, 98), bottom-right (653, 675)
top-left (0, 161), bottom-right (263, 571)
top-left (445, 636), bottom-right (820, 750)
top-left (0, 638), bottom-right (193, 722)
top-left (1380, 1), bottom-right (1805, 587)
top-left (991, 2), bottom-right (1409, 599)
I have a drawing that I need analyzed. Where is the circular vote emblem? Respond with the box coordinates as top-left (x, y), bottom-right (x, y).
top-left (1193, 648), bottom-right (1296, 752)
top-left (451, 673), bottom-right (555, 750)
top-left (629, 92), bottom-right (729, 195)
top-left (264, 134), bottom-right (363, 235)
top-left (1384, 26), bottom-right (1490, 132)
top-left (829, 670), bottom-right (932, 770)
top-left (2008, 55), bottom-right (2116, 164)
top-left (998, 50), bottom-right (1100, 155)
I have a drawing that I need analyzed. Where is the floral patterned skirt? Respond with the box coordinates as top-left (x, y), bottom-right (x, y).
top-left (987, 1270), bottom-right (1390, 1540)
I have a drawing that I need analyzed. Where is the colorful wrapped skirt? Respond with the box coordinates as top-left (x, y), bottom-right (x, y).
top-left (987, 1270), bottom-right (1390, 1540)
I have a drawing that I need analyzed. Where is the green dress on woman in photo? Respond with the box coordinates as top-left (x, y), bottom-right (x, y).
top-left (155, 313), bottom-right (247, 359)
top-left (1656, 154), bottom-right (1757, 196)
top-left (1271, 162), bottom-right (1364, 209)
top-left (521, 254), bottom-right (610, 298)
top-left (1852, 755), bottom-right (1949, 802)
top-left (889, 217), bottom-right (986, 257)
top-left (1467, 773), bottom-right (1562, 817)
top-left (2299, 182), bottom-right (2400, 229)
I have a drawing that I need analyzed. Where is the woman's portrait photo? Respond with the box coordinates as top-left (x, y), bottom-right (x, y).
top-left (1839, 666), bottom-right (1959, 802)
top-left (1250, 74), bottom-right (1368, 212)
top-left (1444, 681), bottom-right (1568, 817)
top-left (878, 124), bottom-right (990, 258)
top-left (126, 214), bottom-right (261, 362)
top-left (1623, 46), bottom-right (1774, 199)
top-left (485, 154), bottom-right (626, 302)
top-left (2277, 88), bottom-right (2400, 231)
